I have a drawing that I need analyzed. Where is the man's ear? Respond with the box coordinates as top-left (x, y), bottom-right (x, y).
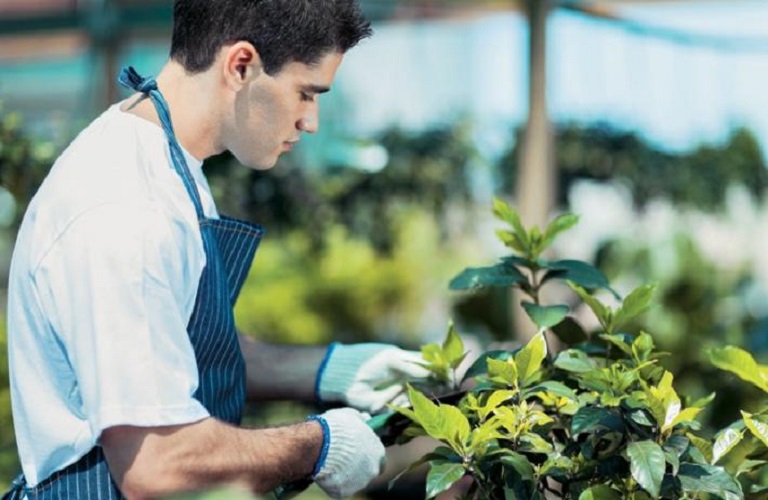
top-left (222, 41), bottom-right (263, 91)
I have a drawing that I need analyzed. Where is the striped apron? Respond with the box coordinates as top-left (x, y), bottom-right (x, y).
top-left (3, 66), bottom-right (264, 499)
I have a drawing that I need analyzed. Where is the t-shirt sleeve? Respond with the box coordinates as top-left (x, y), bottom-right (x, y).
top-left (33, 201), bottom-right (210, 436)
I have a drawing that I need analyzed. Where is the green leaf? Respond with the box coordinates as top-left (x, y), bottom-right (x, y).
top-left (469, 420), bottom-right (504, 455)
top-left (496, 230), bottom-right (527, 253)
top-left (689, 391), bottom-right (716, 409)
top-left (449, 263), bottom-right (527, 291)
top-left (440, 404), bottom-right (471, 450)
top-left (599, 333), bottom-right (634, 357)
top-left (543, 259), bottom-right (618, 297)
top-left (742, 411), bottom-right (768, 448)
top-left (686, 433), bottom-right (714, 464)
top-left (408, 386), bottom-right (443, 436)
top-left (678, 462), bottom-right (743, 497)
top-left (521, 302), bottom-right (570, 331)
top-left (578, 485), bottom-right (621, 500)
top-left (668, 407), bottom-right (702, 431)
top-left (664, 448), bottom-right (680, 476)
top-left (498, 451), bottom-right (535, 481)
top-left (632, 332), bottom-right (655, 361)
top-left (476, 390), bottom-right (517, 421)
top-left (518, 432), bottom-right (553, 453)
top-left (425, 462), bottom-right (465, 499)
top-left (712, 427), bottom-right (743, 464)
top-left (442, 322), bottom-right (466, 369)
top-left (527, 380), bottom-right (578, 401)
top-left (627, 440), bottom-right (666, 498)
top-left (708, 346), bottom-right (768, 393)
top-left (571, 406), bottom-right (624, 436)
top-left (541, 214), bottom-right (580, 248)
top-left (462, 350), bottom-right (515, 381)
top-left (488, 358), bottom-right (519, 387)
top-left (611, 284), bottom-right (656, 332)
top-left (569, 283), bottom-right (611, 329)
top-left (554, 349), bottom-right (596, 373)
top-left (515, 331), bottom-right (548, 385)
top-left (492, 198), bottom-right (528, 242)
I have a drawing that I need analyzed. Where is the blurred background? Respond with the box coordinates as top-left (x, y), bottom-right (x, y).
top-left (2, 0), bottom-right (768, 497)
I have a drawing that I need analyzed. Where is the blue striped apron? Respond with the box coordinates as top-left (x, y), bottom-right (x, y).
top-left (3, 66), bottom-right (264, 499)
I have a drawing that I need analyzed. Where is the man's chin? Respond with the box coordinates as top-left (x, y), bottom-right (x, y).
top-left (235, 153), bottom-right (279, 171)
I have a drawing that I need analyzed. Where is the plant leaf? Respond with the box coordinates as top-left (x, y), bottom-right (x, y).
top-left (578, 485), bottom-right (621, 500)
top-left (554, 349), bottom-right (596, 373)
top-left (742, 411), bottom-right (768, 448)
top-left (571, 406), bottom-right (624, 436)
top-left (425, 462), bottom-right (465, 499)
top-left (518, 432), bottom-right (553, 453)
top-left (708, 346), bottom-right (768, 393)
top-left (712, 427), bottom-right (743, 464)
top-left (408, 385), bottom-right (443, 438)
top-left (611, 284), bottom-right (656, 332)
top-left (678, 462), bottom-right (743, 497)
top-left (521, 302), bottom-right (570, 331)
top-left (627, 440), bottom-right (665, 498)
top-left (440, 404), bottom-right (471, 451)
top-left (492, 198), bottom-right (528, 244)
top-left (527, 380), bottom-right (578, 401)
top-left (462, 350), bottom-right (515, 381)
top-left (449, 263), bottom-right (527, 291)
top-left (569, 283), bottom-right (611, 330)
top-left (487, 358), bottom-right (519, 387)
top-left (543, 259), bottom-right (618, 298)
top-left (442, 322), bottom-right (466, 369)
top-left (515, 331), bottom-right (548, 385)
top-left (668, 407), bottom-right (702, 431)
top-left (686, 433), bottom-right (714, 464)
top-left (541, 214), bottom-right (580, 248)
top-left (498, 450), bottom-right (535, 482)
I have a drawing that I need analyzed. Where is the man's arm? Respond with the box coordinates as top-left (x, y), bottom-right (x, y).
top-left (101, 417), bottom-right (321, 499)
top-left (238, 333), bottom-right (328, 402)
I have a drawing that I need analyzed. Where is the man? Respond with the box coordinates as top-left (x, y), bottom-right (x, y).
top-left (4, 0), bottom-right (431, 498)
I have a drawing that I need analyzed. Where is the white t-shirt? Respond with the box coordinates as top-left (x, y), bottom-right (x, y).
top-left (7, 103), bottom-right (218, 486)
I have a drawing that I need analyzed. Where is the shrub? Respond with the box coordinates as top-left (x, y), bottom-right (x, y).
top-left (380, 199), bottom-right (765, 499)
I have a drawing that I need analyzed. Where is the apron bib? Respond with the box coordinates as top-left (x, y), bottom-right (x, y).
top-left (3, 66), bottom-right (263, 499)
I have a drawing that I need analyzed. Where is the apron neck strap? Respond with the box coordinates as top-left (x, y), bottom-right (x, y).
top-left (117, 66), bottom-right (206, 220)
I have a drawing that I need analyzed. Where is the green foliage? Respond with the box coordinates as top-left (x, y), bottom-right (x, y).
top-left (500, 123), bottom-right (768, 211)
top-left (0, 316), bottom-right (19, 490)
top-left (0, 104), bottom-right (57, 228)
top-left (205, 122), bottom-right (477, 253)
top-left (390, 200), bottom-right (762, 499)
top-left (234, 210), bottom-right (458, 345)
top-left (419, 322), bottom-right (467, 389)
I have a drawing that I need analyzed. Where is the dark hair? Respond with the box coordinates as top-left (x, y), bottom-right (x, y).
top-left (170, 0), bottom-right (372, 75)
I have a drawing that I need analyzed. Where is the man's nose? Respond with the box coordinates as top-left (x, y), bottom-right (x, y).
top-left (298, 108), bottom-right (319, 134)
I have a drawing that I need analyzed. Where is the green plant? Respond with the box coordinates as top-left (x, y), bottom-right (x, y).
top-left (707, 346), bottom-right (768, 497)
top-left (386, 199), bottom-right (748, 499)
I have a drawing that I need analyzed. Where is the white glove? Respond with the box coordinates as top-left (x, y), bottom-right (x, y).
top-left (310, 408), bottom-right (386, 499)
top-left (317, 343), bottom-right (431, 413)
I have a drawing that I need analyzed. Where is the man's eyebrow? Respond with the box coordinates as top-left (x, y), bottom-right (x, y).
top-left (302, 84), bottom-right (331, 94)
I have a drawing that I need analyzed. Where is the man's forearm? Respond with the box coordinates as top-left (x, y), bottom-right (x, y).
top-left (101, 417), bottom-right (322, 499)
top-left (238, 334), bottom-right (329, 402)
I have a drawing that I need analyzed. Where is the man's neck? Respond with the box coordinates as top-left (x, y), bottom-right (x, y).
top-left (121, 61), bottom-right (224, 161)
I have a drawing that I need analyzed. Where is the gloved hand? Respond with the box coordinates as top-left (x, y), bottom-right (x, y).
top-left (316, 343), bottom-right (431, 414)
top-left (310, 408), bottom-right (386, 499)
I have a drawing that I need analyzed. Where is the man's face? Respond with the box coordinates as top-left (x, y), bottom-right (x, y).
top-left (227, 51), bottom-right (344, 170)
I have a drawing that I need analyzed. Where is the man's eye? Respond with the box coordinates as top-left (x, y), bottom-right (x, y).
top-left (300, 92), bottom-right (315, 102)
